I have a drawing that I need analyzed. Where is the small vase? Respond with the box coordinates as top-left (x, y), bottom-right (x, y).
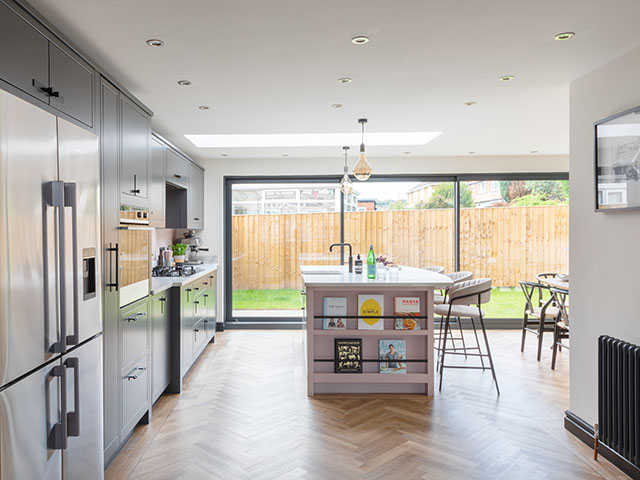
top-left (174, 255), bottom-right (185, 263)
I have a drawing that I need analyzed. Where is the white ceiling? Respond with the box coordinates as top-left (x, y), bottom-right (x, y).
top-left (27, 0), bottom-right (640, 160)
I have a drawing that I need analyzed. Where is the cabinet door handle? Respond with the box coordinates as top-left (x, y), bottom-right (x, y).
top-left (125, 312), bottom-right (146, 322)
top-left (193, 287), bottom-right (200, 291)
top-left (126, 366), bottom-right (146, 381)
top-left (32, 78), bottom-right (49, 94)
top-left (194, 217), bottom-right (200, 221)
top-left (194, 328), bottom-right (200, 333)
top-left (131, 189), bottom-right (141, 194)
top-left (193, 300), bottom-right (200, 305)
top-left (174, 174), bottom-right (182, 178)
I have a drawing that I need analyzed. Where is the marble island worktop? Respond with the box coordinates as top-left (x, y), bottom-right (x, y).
top-left (300, 264), bottom-right (453, 288)
top-left (150, 261), bottom-right (218, 295)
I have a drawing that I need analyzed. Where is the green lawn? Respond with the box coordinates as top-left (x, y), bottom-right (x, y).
top-left (233, 287), bottom-right (533, 318)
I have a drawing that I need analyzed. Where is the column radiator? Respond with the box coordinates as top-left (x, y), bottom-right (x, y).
top-left (599, 335), bottom-right (640, 468)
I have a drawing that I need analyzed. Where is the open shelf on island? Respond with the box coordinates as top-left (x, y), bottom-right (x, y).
top-left (314, 329), bottom-right (428, 336)
top-left (314, 373), bottom-right (431, 384)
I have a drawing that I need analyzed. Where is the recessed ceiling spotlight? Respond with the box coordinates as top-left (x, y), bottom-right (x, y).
top-left (198, 105), bottom-right (210, 110)
top-left (464, 101), bottom-right (477, 106)
top-left (351, 36), bottom-right (370, 45)
top-left (331, 103), bottom-right (343, 108)
top-left (554, 32), bottom-right (575, 41)
top-left (530, 150), bottom-right (539, 154)
top-left (468, 151), bottom-right (476, 155)
top-left (282, 154), bottom-right (289, 157)
top-left (146, 39), bottom-right (164, 47)
top-left (177, 80), bottom-right (192, 86)
top-left (220, 153), bottom-right (228, 157)
top-left (337, 77), bottom-right (352, 84)
top-left (404, 152), bottom-right (411, 155)
top-left (499, 75), bottom-right (515, 82)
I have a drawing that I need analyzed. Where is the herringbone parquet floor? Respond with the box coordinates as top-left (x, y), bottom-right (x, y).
top-left (106, 330), bottom-right (626, 480)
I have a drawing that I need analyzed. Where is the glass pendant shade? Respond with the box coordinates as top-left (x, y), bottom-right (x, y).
top-left (353, 146), bottom-right (372, 181)
top-left (339, 173), bottom-right (353, 194)
top-left (339, 145), bottom-right (354, 194)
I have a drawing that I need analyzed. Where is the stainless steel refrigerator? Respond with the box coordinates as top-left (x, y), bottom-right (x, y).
top-left (0, 89), bottom-right (104, 479)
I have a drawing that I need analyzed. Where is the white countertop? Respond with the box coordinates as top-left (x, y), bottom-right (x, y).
top-left (300, 265), bottom-right (453, 288)
top-left (150, 262), bottom-right (218, 295)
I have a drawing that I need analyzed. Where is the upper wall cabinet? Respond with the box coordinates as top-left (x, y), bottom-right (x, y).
top-left (0, 2), bottom-right (94, 127)
top-left (149, 137), bottom-right (166, 228)
top-left (121, 96), bottom-right (151, 207)
top-left (188, 163), bottom-right (204, 230)
top-left (166, 149), bottom-right (190, 189)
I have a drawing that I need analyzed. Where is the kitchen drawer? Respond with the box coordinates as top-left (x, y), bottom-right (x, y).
top-left (121, 298), bottom-right (149, 368)
top-left (121, 355), bottom-right (149, 438)
top-left (192, 317), bottom-right (207, 358)
top-left (192, 288), bottom-right (207, 319)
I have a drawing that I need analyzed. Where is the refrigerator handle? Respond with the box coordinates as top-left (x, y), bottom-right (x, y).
top-left (44, 181), bottom-right (66, 353)
top-left (64, 357), bottom-right (80, 437)
top-left (48, 365), bottom-right (67, 450)
top-left (64, 183), bottom-right (79, 346)
top-left (106, 243), bottom-right (120, 291)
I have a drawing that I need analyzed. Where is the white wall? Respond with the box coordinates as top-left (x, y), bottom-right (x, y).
top-left (569, 46), bottom-right (640, 424)
top-left (195, 153), bottom-right (567, 324)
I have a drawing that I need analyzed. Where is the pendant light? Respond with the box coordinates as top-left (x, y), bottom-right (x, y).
top-left (353, 118), bottom-right (373, 181)
top-left (339, 146), bottom-right (354, 194)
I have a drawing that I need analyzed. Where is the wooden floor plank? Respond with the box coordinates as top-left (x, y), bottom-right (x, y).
top-left (106, 330), bottom-right (625, 480)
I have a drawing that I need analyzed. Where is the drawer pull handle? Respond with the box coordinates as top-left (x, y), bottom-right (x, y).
top-left (126, 366), bottom-right (146, 381)
top-left (174, 174), bottom-right (182, 179)
top-left (193, 300), bottom-right (200, 305)
top-left (125, 312), bottom-right (146, 322)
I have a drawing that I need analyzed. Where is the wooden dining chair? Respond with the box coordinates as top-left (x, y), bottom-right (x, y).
top-left (549, 287), bottom-right (569, 370)
top-left (519, 281), bottom-right (560, 361)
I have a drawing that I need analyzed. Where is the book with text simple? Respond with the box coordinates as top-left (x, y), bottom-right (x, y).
top-left (394, 297), bottom-right (421, 330)
top-left (323, 297), bottom-right (347, 330)
top-left (358, 294), bottom-right (384, 330)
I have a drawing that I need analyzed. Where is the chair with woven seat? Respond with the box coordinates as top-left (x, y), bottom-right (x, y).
top-left (549, 287), bottom-right (569, 370)
top-left (424, 265), bottom-right (445, 274)
top-left (519, 281), bottom-right (560, 361)
top-left (435, 278), bottom-right (499, 395)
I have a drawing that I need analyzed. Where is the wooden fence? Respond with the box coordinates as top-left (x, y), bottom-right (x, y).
top-left (231, 205), bottom-right (569, 290)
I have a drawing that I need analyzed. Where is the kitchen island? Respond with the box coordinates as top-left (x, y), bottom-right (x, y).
top-left (301, 265), bottom-right (452, 396)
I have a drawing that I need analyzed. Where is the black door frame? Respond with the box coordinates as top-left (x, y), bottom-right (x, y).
top-left (223, 173), bottom-right (568, 328)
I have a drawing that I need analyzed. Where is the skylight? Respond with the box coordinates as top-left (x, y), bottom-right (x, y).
top-left (184, 132), bottom-right (442, 148)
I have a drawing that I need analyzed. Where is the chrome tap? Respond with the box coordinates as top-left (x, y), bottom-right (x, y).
top-left (329, 243), bottom-right (353, 273)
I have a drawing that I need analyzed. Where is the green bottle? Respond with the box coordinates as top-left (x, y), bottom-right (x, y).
top-left (367, 245), bottom-right (376, 279)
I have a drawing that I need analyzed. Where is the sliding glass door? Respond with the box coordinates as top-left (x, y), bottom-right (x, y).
top-left (343, 180), bottom-right (455, 272)
top-left (229, 181), bottom-right (344, 320)
top-left (224, 174), bottom-right (568, 325)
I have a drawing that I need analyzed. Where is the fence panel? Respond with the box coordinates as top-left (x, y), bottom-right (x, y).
top-left (231, 205), bottom-right (569, 289)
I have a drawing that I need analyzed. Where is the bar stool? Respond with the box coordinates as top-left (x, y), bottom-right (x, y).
top-left (519, 281), bottom-right (560, 361)
top-left (424, 265), bottom-right (445, 274)
top-left (435, 271), bottom-right (474, 357)
top-left (549, 287), bottom-right (569, 370)
top-left (435, 278), bottom-right (499, 395)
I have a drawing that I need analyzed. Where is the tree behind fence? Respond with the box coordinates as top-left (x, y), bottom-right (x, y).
top-left (231, 205), bottom-right (569, 290)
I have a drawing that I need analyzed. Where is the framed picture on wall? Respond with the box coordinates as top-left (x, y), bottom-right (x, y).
top-left (595, 105), bottom-right (640, 211)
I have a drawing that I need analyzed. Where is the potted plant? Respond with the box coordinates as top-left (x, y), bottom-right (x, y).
top-left (170, 243), bottom-right (188, 263)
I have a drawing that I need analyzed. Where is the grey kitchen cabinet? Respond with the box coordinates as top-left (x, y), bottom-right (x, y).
top-left (180, 284), bottom-right (195, 378)
top-left (100, 77), bottom-right (121, 465)
top-left (48, 42), bottom-right (94, 127)
top-left (166, 148), bottom-right (189, 188)
top-left (149, 137), bottom-right (166, 228)
top-left (188, 163), bottom-right (205, 230)
top-left (120, 95), bottom-right (151, 207)
top-left (119, 296), bottom-right (151, 442)
top-left (0, 2), bottom-right (94, 127)
top-left (121, 299), bottom-right (149, 369)
top-left (0, 1), bottom-right (49, 103)
top-left (151, 292), bottom-right (171, 403)
top-left (195, 272), bottom-right (217, 342)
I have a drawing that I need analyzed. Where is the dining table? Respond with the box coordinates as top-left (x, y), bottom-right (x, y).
top-left (538, 275), bottom-right (569, 291)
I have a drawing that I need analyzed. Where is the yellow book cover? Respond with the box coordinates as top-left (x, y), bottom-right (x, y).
top-left (358, 294), bottom-right (384, 330)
